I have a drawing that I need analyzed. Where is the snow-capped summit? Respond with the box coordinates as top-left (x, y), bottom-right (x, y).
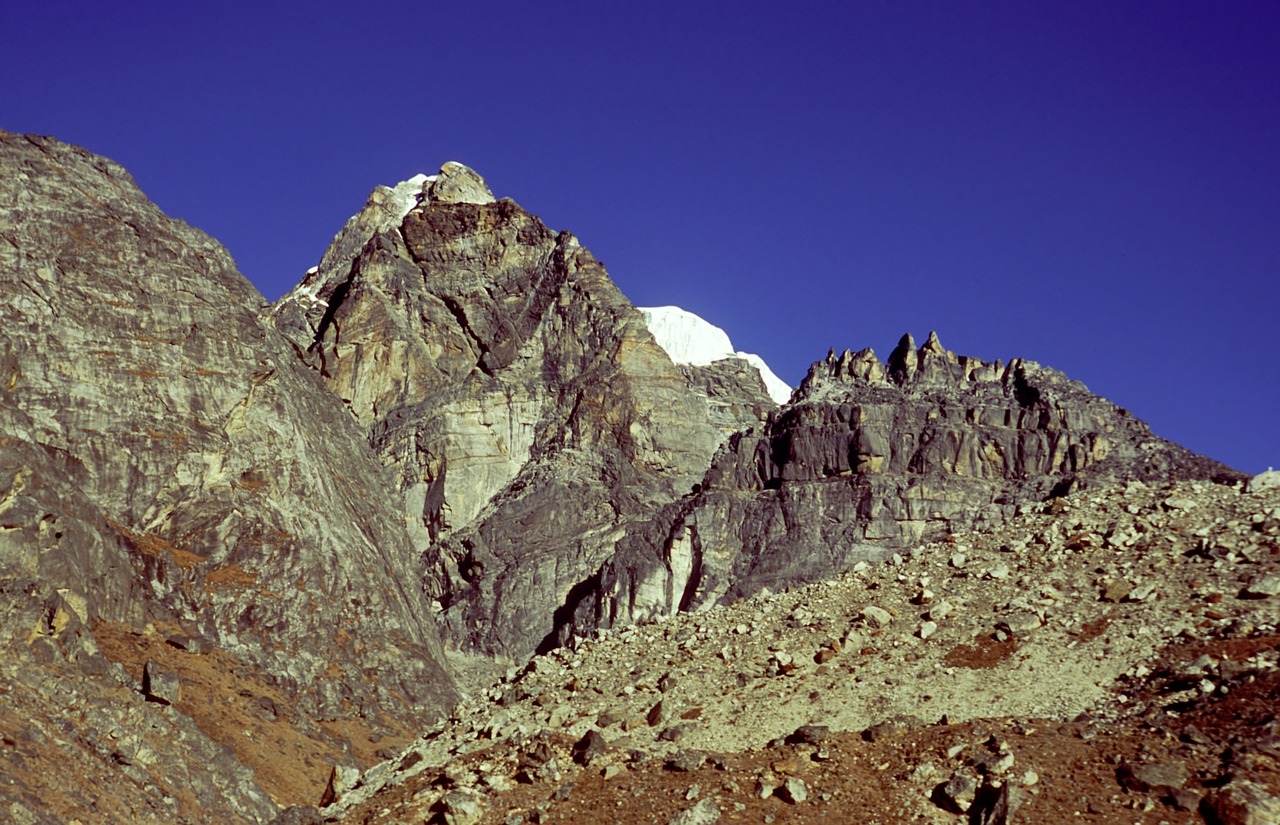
top-left (638, 306), bottom-right (791, 404)
top-left (386, 172), bottom-right (436, 219)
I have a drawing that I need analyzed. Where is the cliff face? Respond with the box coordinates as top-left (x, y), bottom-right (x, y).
top-left (0, 132), bottom-right (456, 819)
top-left (565, 332), bottom-right (1246, 636)
top-left (271, 163), bottom-right (768, 660)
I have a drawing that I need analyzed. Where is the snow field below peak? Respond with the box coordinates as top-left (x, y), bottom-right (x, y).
top-left (638, 306), bottom-right (791, 404)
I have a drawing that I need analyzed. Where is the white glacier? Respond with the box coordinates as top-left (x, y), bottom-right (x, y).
top-left (638, 306), bottom-right (791, 405)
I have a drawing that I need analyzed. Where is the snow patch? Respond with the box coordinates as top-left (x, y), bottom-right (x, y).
top-left (638, 306), bottom-right (791, 404)
top-left (387, 173), bottom-right (435, 220)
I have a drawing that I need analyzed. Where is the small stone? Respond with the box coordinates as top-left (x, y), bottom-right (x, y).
top-left (668, 797), bottom-right (721, 825)
top-left (1117, 760), bottom-right (1189, 794)
top-left (928, 600), bottom-right (954, 621)
top-left (1203, 780), bottom-right (1280, 824)
top-left (647, 700), bottom-right (673, 727)
top-left (996, 612), bottom-right (1041, 635)
top-left (596, 707), bottom-right (626, 728)
top-left (777, 777), bottom-right (808, 804)
top-left (440, 791), bottom-right (483, 825)
top-left (666, 750), bottom-right (705, 772)
top-left (1126, 583), bottom-right (1156, 602)
top-left (1240, 573), bottom-right (1280, 599)
top-left (1102, 580), bottom-right (1133, 603)
top-left (936, 768), bottom-right (980, 813)
top-left (861, 606), bottom-right (893, 629)
top-left (950, 553), bottom-right (967, 569)
top-left (572, 730), bottom-right (607, 767)
top-left (142, 660), bottom-right (180, 705)
top-left (770, 754), bottom-right (802, 775)
top-left (918, 621), bottom-right (938, 640)
top-left (986, 564), bottom-right (1010, 580)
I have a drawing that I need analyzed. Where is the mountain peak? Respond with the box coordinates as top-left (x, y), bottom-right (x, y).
top-left (427, 161), bottom-right (494, 205)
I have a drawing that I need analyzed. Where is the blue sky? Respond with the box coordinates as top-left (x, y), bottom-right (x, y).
top-left (5, 2), bottom-right (1278, 473)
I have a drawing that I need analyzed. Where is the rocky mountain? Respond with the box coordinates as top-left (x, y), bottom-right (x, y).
top-left (563, 332), bottom-right (1245, 640)
top-left (0, 131), bottom-right (455, 821)
top-left (1, 131), bottom-right (1269, 825)
top-left (269, 164), bottom-right (773, 664)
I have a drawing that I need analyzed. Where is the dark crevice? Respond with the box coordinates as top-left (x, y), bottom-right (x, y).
top-left (307, 270), bottom-right (356, 378)
top-left (436, 293), bottom-right (493, 377)
top-left (535, 570), bottom-right (603, 656)
top-left (676, 529), bottom-right (704, 613)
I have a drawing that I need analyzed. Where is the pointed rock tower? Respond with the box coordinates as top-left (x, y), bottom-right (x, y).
top-left (272, 163), bottom-right (766, 659)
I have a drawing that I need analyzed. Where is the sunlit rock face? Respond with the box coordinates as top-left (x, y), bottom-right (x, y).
top-left (565, 331), bottom-right (1245, 636)
top-left (0, 130), bottom-right (457, 757)
top-left (272, 163), bottom-right (769, 659)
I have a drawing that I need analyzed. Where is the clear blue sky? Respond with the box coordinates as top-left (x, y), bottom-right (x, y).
top-left (5, 2), bottom-right (1278, 473)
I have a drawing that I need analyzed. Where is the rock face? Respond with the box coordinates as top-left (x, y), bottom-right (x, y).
top-left (0, 131), bottom-right (456, 819)
top-left (271, 163), bottom-right (767, 660)
top-left (567, 332), bottom-right (1246, 633)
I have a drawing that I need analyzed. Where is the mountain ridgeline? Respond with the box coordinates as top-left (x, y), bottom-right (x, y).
top-left (0, 131), bottom-right (1246, 822)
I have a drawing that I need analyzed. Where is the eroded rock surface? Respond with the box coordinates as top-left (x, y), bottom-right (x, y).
top-left (0, 130), bottom-right (456, 819)
top-left (569, 332), bottom-right (1245, 634)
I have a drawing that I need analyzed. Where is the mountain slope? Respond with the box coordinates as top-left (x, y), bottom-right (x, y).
top-left (0, 131), bottom-right (457, 820)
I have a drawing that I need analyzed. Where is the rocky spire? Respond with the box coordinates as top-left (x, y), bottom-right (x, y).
top-left (886, 332), bottom-right (917, 385)
top-left (427, 161), bottom-right (495, 205)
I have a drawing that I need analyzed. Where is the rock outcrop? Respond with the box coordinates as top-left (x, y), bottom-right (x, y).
top-left (271, 164), bottom-right (768, 661)
top-left (567, 332), bottom-right (1246, 634)
top-left (0, 131), bottom-right (457, 819)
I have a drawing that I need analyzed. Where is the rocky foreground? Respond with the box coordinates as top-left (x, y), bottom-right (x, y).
top-left (302, 474), bottom-right (1280, 824)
